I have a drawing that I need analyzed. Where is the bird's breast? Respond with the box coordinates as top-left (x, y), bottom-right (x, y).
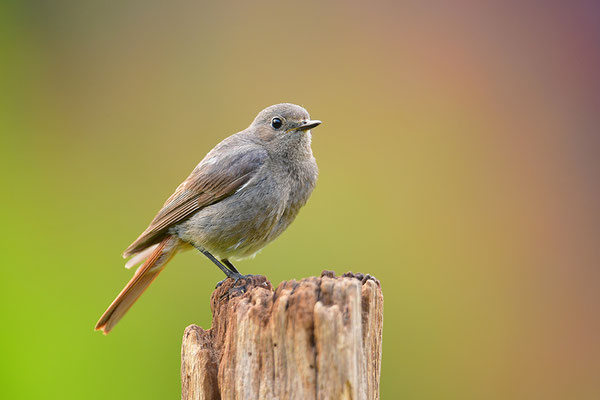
top-left (174, 155), bottom-right (317, 260)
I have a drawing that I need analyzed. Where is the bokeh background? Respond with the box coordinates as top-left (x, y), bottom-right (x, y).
top-left (1, 1), bottom-right (599, 399)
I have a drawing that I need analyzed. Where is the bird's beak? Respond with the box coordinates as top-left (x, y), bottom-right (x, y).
top-left (297, 120), bottom-right (322, 131)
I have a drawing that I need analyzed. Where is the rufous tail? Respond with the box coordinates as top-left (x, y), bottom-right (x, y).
top-left (95, 236), bottom-right (180, 334)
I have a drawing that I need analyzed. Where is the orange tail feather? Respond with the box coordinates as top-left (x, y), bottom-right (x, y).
top-left (95, 236), bottom-right (180, 334)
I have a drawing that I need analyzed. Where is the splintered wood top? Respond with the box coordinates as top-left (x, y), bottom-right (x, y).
top-left (182, 271), bottom-right (383, 400)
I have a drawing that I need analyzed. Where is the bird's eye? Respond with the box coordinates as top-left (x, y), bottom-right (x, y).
top-left (271, 117), bottom-right (283, 129)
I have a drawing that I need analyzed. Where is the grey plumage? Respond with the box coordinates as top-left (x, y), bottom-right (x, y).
top-left (96, 103), bottom-right (321, 333)
top-left (174, 105), bottom-right (319, 260)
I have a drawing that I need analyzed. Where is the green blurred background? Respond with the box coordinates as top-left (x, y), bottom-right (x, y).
top-left (1, 1), bottom-right (599, 399)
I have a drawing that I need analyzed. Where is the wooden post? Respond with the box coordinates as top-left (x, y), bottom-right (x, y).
top-left (181, 271), bottom-right (384, 400)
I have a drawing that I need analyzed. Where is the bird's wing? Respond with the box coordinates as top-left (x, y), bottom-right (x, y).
top-left (123, 144), bottom-right (267, 257)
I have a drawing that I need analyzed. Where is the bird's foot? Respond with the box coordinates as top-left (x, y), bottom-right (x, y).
top-left (216, 273), bottom-right (257, 288)
top-left (217, 274), bottom-right (256, 299)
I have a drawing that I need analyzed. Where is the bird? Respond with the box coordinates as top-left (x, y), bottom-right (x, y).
top-left (95, 103), bottom-right (321, 334)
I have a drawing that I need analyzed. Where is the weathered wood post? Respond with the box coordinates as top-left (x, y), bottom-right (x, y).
top-left (181, 271), bottom-right (384, 400)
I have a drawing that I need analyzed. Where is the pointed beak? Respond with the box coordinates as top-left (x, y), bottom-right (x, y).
top-left (297, 119), bottom-right (322, 131)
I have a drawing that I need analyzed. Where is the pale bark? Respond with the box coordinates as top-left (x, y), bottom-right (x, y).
top-left (181, 271), bottom-right (383, 400)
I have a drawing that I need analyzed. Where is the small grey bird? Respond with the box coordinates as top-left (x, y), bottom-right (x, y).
top-left (96, 103), bottom-right (321, 334)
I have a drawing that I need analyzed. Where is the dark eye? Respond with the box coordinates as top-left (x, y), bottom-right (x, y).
top-left (271, 117), bottom-right (283, 129)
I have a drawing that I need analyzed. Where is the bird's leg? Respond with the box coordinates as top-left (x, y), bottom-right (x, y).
top-left (219, 258), bottom-right (259, 292)
top-left (222, 259), bottom-right (240, 274)
top-left (193, 245), bottom-right (243, 281)
top-left (222, 258), bottom-right (257, 281)
top-left (215, 259), bottom-right (242, 288)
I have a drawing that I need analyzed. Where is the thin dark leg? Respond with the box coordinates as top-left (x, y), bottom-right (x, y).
top-left (222, 259), bottom-right (240, 274)
top-left (193, 245), bottom-right (243, 280)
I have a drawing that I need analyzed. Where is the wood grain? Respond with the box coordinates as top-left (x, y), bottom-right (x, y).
top-left (181, 271), bottom-right (384, 400)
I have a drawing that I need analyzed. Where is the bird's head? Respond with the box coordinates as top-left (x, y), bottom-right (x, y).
top-left (250, 103), bottom-right (322, 143)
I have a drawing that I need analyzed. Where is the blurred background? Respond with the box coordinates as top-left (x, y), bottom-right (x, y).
top-left (1, 0), bottom-right (599, 398)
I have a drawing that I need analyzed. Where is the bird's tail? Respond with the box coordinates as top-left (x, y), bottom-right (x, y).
top-left (95, 236), bottom-right (181, 334)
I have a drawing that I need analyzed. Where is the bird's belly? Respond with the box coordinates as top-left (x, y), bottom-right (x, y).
top-left (173, 190), bottom-right (287, 260)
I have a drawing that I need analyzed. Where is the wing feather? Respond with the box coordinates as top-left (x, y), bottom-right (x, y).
top-left (123, 142), bottom-right (267, 257)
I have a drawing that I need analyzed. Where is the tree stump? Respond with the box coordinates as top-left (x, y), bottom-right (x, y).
top-left (181, 271), bottom-right (384, 400)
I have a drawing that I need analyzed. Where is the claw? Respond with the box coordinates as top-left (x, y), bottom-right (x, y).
top-left (217, 274), bottom-right (255, 300)
top-left (219, 283), bottom-right (246, 300)
top-left (215, 279), bottom-right (227, 288)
